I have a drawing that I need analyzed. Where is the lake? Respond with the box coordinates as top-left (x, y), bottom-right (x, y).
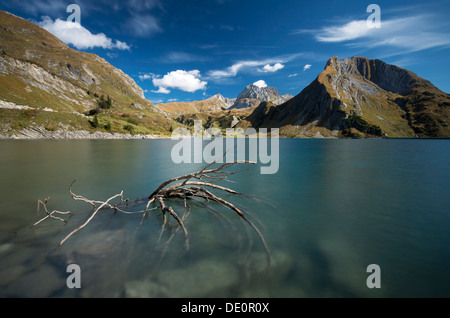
top-left (0, 139), bottom-right (449, 298)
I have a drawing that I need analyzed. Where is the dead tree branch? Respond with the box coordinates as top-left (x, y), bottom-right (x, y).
top-left (29, 161), bottom-right (271, 265)
top-left (59, 191), bottom-right (124, 246)
top-left (29, 197), bottom-right (72, 228)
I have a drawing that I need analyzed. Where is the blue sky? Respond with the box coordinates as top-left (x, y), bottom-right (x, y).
top-left (1, 0), bottom-right (450, 104)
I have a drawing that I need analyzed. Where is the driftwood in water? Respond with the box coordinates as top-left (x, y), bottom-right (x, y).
top-left (29, 161), bottom-right (271, 263)
top-left (30, 198), bottom-right (72, 227)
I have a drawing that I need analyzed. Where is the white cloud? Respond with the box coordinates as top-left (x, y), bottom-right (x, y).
top-left (315, 20), bottom-right (373, 42)
top-left (139, 73), bottom-right (155, 81)
top-left (38, 17), bottom-right (130, 50)
top-left (207, 54), bottom-right (305, 79)
top-left (208, 61), bottom-right (263, 78)
top-left (151, 87), bottom-right (170, 94)
top-left (151, 98), bottom-right (165, 104)
top-left (288, 73), bottom-right (298, 77)
top-left (208, 59), bottom-right (287, 78)
top-left (152, 70), bottom-right (207, 93)
top-left (114, 41), bottom-right (131, 50)
top-left (299, 15), bottom-right (450, 54)
top-left (253, 80), bottom-right (268, 88)
top-left (303, 64), bottom-right (312, 71)
top-left (208, 53), bottom-right (305, 82)
top-left (262, 63), bottom-right (285, 72)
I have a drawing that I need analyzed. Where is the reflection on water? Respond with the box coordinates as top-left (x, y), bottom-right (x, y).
top-left (0, 139), bottom-right (449, 297)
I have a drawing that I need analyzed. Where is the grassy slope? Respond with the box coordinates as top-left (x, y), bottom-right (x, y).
top-left (174, 108), bottom-right (254, 133)
top-left (0, 10), bottom-right (175, 136)
top-left (157, 99), bottom-right (229, 114)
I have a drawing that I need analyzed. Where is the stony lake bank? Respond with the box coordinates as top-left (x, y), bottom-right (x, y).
top-left (0, 127), bottom-right (167, 139)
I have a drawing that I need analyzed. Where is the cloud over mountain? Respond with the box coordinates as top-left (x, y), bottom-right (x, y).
top-left (38, 17), bottom-right (130, 50)
top-left (207, 56), bottom-right (299, 79)
top-left (152, 70), bottom-right (207, 93)
top-left (253, 80), bottom-right (268, 88)
top-left (261, 63), bottom-right (285, 72)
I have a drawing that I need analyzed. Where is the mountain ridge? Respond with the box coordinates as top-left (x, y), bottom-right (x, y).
top-left (157, 83), bottom-right (293, 116)
top-left (239, 56), bottom-right (450, 138)
top-left (0, 10), bottom-right (173, 137)
top-left (230, 83), bottom-right (293, 109)
top-left (1, 9), bottom-right (448, 138)
top-left (156, 93), bottom-right (236, 115)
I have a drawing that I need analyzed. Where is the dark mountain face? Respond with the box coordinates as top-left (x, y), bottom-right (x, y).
top-left (241, 56), bottom-right (450, 138)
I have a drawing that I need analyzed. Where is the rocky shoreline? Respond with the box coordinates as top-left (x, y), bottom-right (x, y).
top-left (0, 127), bottom-right (167, 140)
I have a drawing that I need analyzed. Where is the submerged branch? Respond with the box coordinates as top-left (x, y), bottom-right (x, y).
top-left (29, 198), bottom-right (72, 228)
top-left (59, 191), bottom-right (123, 247)
top-left (28, 161), bottom-right (271, 266)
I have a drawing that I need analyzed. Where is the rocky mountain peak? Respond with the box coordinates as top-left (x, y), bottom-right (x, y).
top-left (324, 56), bottom-right (432, 94)
top-left (231, 81), bottom-right (293, 109)
top-left (206, 94), bottom-right (236, 108)
top-left (207, 93), bottom-right (224, 100)
top-left (236, 83), bottom-right (282, 101)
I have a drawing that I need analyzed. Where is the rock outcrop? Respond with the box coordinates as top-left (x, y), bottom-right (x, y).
top-left (231, 83), bottom-right (293, 109)
top-left (207, 94), bottom-right (236, 109)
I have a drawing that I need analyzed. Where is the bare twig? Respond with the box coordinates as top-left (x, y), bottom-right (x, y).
top-left (156, 195), bottom-right (189, 251)
top-left (30, 198), bottom-right (72, 228)
top-left (59, 191), bottom-right (123, 246)
top-left (30, 161), bottom-right (271, 267)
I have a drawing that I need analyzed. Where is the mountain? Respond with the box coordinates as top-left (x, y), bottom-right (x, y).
top-left (231, 83), bottom-right (293, 109)
top-left (209, 94), bottom-right (236, 109)
top-left (0, 10), bottom-right (172, 137)
top-left (156, 82), bottom-right (293, 116)
top-left (3, 9), bottom-right (447, 139)
top-left (157, 94), bottom-right (235, 115)
top-left (240, 56), bottom-right (450, 138)
top-left (157, 83), bottom-right (293, 132)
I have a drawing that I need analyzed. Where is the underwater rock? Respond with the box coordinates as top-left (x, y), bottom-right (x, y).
top-left (125, 258), bottom-right (239, 298)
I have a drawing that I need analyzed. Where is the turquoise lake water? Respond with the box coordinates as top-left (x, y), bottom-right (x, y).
top-left (0, 139), bottom-right (449, 297)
